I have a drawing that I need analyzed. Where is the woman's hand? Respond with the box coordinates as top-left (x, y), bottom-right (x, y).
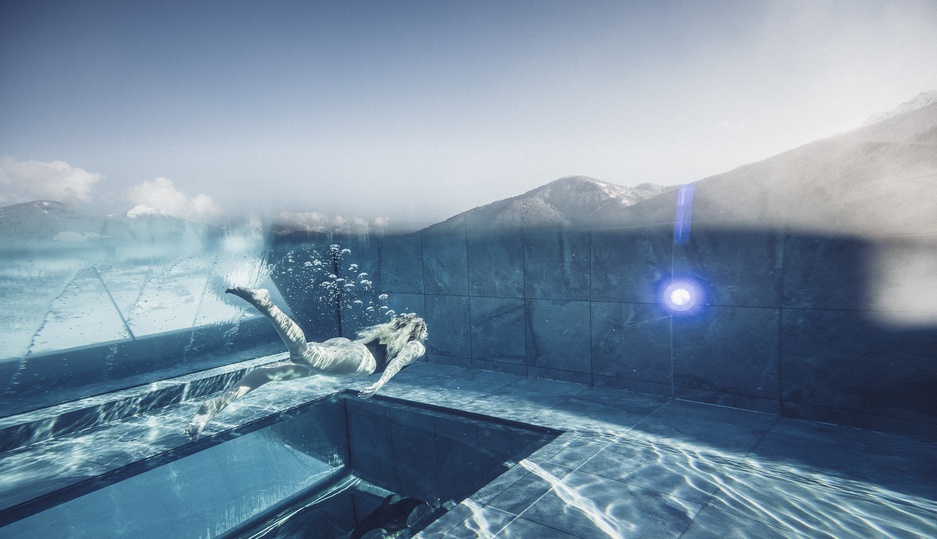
top-left (358, 383), bottom-right (380, 399)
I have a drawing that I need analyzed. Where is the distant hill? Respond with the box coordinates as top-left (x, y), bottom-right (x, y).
top-left (0, 200), bottom-right (110, 243)
top-left (0, 200), bottom-right (222, 252)
top-left (650, 96), bottom-right (937, 237)
top-left (429, 176), bottom-right (675, 232)
top-left (425, 93), bottom-right (937, 238)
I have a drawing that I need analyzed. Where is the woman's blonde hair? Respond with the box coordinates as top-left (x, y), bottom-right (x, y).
top-left (356, 313), bottom-right (427, 360)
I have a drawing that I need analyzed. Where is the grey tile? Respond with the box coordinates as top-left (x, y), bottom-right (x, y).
top-left (424, 295), bottom-right (472, 358)
top-left (751, 418), bottom-right (937, 499)
top-left (542, 398), bottom-right (651, 434)
top-left (673, 226), bottom-right (782, 308)
top-left (591, 301), bottom-right (672, 385)
top-left (780, 307), bottom-right (937, 425)
top-left (506, 377), bottom-right (586, 398)
top-left (469, 464), bottom-right (530, 506)
top-left (486, 465), bottom-right (567, 516)
top-left (709, 459), bottom-right (937, 539)
top-left (634, 400), bottom-right (776, 453)
top-left (781, 234), bottom-right (870, 310)
top-left (496, 516), bottom-right (583, 538)
top-left (544, 442), bottom-right (611, 471)
top-left (680, 504), bottom-right (810, 539)
top-left (422, 226), bottom-right (468, 296)
top-left (346, 401), bottom-right (397, 490)
top-left (481, 386), bottom-right (572, 413)
top-left (467, 231), bottom-right (524, 298)
top-left (526, 367), bottom-right (591, 385)
top-left (522, 432), bottom-right (584, 463)
top-left (416, 502), bottom-right (475, 538)
top-left (434, 433), bottom-right (509, 502)
top-left (780, 401), bottom-right (937, 441)
top-left (674, 386), bottom-right (781, 415)
top-left (470, 297), bottom-right (526, 365)
top-left (520, 470), bottom-right (702, 539)
top-left (384, 292), bottom-right (427, 318)
top-left (434, 377), bottom-right (502, 396)
top-left (575, 439), bottom-right (649, 480)
top-left (441, 504), bottom-right (516, 539)
top-left (471, 359), bottom-right (528, 377)
top-left (450, 369), bottom-right (521, 388)
top-left (673, 305), bottom-right (781, 401)
top-left (591, 226), bottom-right (673, 304)
top-left (572, 386), bottom-right (669, 414)
top-left (380, 232), bottom-right (424, 294)
top-left (408, 363), bottom-right (470, 378)
top-left (391, 419), bottom-right (440, 500)
top-left (526, 299), bottom-right (591, 374)
top-left (579, 439), bottom-right (727, 506)
top-left (524, 227), bottom-right (591, 301)
top-left (592, 373), bottom-right (672, 398)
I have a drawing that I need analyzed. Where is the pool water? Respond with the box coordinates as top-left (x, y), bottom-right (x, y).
top-left (0, 384), bottom-right (557, 538)
top-left (0, 360), bottom-right (935, 538)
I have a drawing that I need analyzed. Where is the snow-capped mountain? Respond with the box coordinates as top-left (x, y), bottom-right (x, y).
top-left (430, 176), bottom-right (674, 231)
top-left (614, 93), bottom-right (937, 237)
top-left (423, 91), bottom-right (937, 237)
top-left (864, 90), bottom-right (937, 126)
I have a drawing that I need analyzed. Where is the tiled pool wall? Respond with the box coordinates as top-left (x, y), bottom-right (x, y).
top-left (4, 191), bottom-right (935, 439)
top-left (342, 394), bottom-right (558, 505)
top-left (272, 200), bottom-right (937, 439)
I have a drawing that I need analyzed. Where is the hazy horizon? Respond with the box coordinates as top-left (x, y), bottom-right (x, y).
top-left (2, 1), bottom-right (937, 229)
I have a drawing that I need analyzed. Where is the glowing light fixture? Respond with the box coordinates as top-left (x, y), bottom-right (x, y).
top-left (660, 278), bottom-right (704, 314)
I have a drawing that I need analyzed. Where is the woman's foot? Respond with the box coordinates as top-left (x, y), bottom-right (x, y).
top-left (185, 398), bottom-right (222, 440)
top-left (226, 287), bottom-right (273, 309)
top-left (184, 417), bottom-right (207, 441)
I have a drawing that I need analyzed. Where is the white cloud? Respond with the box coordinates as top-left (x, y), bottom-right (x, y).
top-left (0, 157), bottom-right (104, 204)
top-left (126, 177), bottom-right (223, 223)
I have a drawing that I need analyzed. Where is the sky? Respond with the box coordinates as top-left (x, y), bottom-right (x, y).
top-left (1, 0), bottom-right (936, 229)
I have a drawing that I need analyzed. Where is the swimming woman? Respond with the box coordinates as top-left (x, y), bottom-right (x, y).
top-left (185, 287), bottom-right (427, 440)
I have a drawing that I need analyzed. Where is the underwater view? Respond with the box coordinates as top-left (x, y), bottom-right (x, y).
top-left (2, 1), bottom-right (937, 538)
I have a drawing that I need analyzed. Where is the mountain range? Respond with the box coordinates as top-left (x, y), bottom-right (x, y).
top-left (427, 92), bottom-right (936, 237)
top-left (428, 176), bottom-right (674, 232)
top-left (3, 91), bottom-right (936, 239)
top-left (0, 199), bottom-right (222, 253)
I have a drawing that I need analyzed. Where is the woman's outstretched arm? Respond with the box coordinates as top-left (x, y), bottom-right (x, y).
top-left (358, 341), bottom-right (426, 399)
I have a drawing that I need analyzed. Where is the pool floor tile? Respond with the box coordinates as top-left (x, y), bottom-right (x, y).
top-left (518, 470), bottom-right (703, 539)
top-left (679, 504), bottom-right (811, 539)
top-left (571, 386), bottom-right (670, 412)
top-left (633, 399), bottom-right (778, 453)
top-left (495, 516), bottom-right (582, 538)
top-left (708, 460), bottom-right (937, 538)
top-left (437, 504), bottom-right (516, 539)
top-left (577, 439), bottom-right (725, 506)
top-left (750, 418), bottom-right (937, 500)
top-left (505, 376), bottom-right (587, 397)
top-left (485, 463), bottom-right (573, 516)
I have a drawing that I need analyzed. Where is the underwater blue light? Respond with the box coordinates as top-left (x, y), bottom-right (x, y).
top-left (661, 278), bottom-right (704, 314)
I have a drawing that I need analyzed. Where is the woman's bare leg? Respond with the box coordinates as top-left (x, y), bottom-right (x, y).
top-left (185, 362), bottom-right (312, 440)
top-left (227, 287), bottom-right (309, 360)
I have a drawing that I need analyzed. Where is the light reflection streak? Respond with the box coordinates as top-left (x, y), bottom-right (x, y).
top-left (519, 459), bottom-right (627, 538)
top-left (590, 428), bottom-right (937, 538)
top-left (458, 498), bottom-right (509, 539)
